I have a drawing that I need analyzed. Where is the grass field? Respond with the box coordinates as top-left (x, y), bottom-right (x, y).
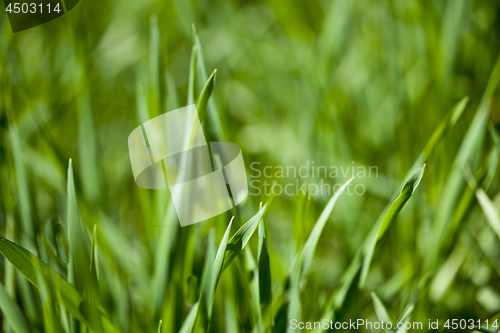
top-left (1, 0), bottom-right (500, 332)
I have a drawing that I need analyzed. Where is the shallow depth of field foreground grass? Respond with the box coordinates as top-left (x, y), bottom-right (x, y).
top-left (2, 0), bottom-right (500, 332)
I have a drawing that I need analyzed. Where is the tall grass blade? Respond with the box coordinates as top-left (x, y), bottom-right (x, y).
top-left (298, 177), bottom-right (355, 279)
top-left (197, 69), bottom-right (216, 125)
top-left (476, 189), bottom-right (500, 240)
top-left (429, 55), bottom-right (500, 267)
top-left (157, 320), bottom-right (162, 333)
top-left (192, 24), bottom-right (226, 141)
top-left (223, 193), bottom-right (275, 271)
top-left (360, 165), bottom-right (425, 287)
top-left (178, 302), bottom-right (199, 333)
top-left (66, 160), bottom-right (97, 304)
top-left (203, 218), bottom-right (233, 319)
top-left (188, 46), bottom-right (197, 105)
top-left (371, 292), bottom-right (393, 333)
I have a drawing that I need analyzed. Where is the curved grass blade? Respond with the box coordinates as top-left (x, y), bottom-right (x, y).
top-left (157, 320), bottom-right (162, 333)
top-left (223, 191), bottom-right (275, 271)
top-left (311, 98), bottom-right (466, 332)
top-left (204, 218), bottom-right (232, 319)
top-left (67, 160), bottom-right (98, 305)
top-left (428, 56), bottom-right (500, 268)
top-left (371, 292), bottom-right (393, 333)
top-left (298, 177), bottom-right (355, 279)
top-left (286, 178), bottom-right (354, 333)
top-left (245, 247), bottom-right (263, 331)
top-left (179, 302), bottom-right (199, 333)
top-left (359, 165), bottom-right (425, 288)
top-left (192, 24), bottom-right (226, 141)
top-left (476, 189), bottom-right (500, 240)
top-left (420, 97), bottom-right (468, 162)
top-left (197, 69), bottom-right (216, 125)
top-left (151, 202), bottom-right (178, 313)
top-left (187, 219), bottom-right (233, 331)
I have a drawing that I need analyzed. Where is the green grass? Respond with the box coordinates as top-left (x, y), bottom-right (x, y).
top-left (1, 0), bottom-right (500, 332)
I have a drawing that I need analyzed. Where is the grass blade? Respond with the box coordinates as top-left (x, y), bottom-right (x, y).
top-left (360, 165), bottom-right (425, 287)
top-left (179, 302), bottom-right (199, 333)
top-left (67, 159), bottom-right (97, 304)
top-left (204, 218), bottom-right (233, 319)
top-left (223, 193), bottom-right (275, 271)
top-left (197, 69), bottom-right (216, 125)
top-left (192, 24), bottom-right (226, 141)
top-left (476, 189), bottom-right (500, 239)
top-left (188, 45), bottom-right (197, 106)
top-left (371, 292), bottom-right (393, 333)
top-left (157, 320), bottom-right (162, 333)
top-left (286, 178), bottom-right (354, 332)
top-left (299, 177), bottom-right (355, 278)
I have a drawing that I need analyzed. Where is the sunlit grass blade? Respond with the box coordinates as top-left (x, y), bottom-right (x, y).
top-left (223, 192), bottom-right (275, 271)
top-left (359, 165), bottom-right (425, 288)
top-left (188, 217), bottom-right (234, 332)
top-left (244, 247), bottom-right (263, 331)
top-left (192, 24), bottom-right (226, 141)
top-left (157, 320), bottom-right (162, 333)
top-left (298, 177), bottom-right (354, 279)
top-left (0, 281), bottom-right (31, 333)
top-left (197, 69), bottom-right (216, 125)
top-left (204, 218), bottom-right (233, 319)
top-left (66, 160), bottom-right (97, 304)
top-left (420, 97), bottom-right (468, 162)
top-left (371, 292), bottom-right (393, 333)
top-left (89, 225), bottom-right (99, 281)
top-left (179, 302), bottom-right (199, 333)
top-left (187, 45), bottom-right (197, 105)
top-left (151, 203), bottom-right (178, 314)
top-left (430, 235), bottom-right (471, 302)
top-left (476, 189), bottom-right (500, 239)
top-left (224, 300), bottom-right (239, 333)
top-left (286, 177), bottom-right (354, 332)
top-left (428, 56), bottom-right (500, 268)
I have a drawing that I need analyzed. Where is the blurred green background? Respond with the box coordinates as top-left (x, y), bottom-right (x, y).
top-left (1, 0), bottom-right (500, 332)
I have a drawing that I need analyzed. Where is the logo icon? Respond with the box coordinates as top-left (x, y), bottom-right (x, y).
top-left (128, 105), bottom-right (248, 226)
